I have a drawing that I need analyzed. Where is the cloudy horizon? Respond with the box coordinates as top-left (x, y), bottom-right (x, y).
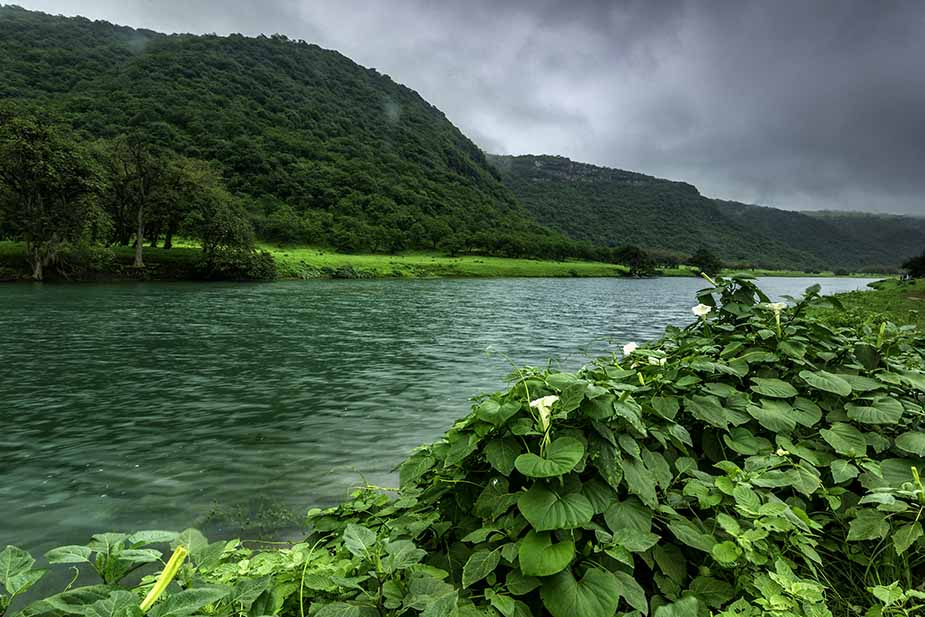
top-left (9, 0), bottom-right (925, 216)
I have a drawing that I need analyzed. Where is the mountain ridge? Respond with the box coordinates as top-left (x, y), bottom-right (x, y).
top-left (490, 154), bottom-right (924, 271)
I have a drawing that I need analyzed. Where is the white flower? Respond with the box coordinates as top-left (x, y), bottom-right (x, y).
top-left (692, 303), bottom-right (713, 317)
top-left (530, 395), bottom-right (559, 432)
top-left (775, 448), bottom-right (789, 457)
top-left (767, 302), bottom-right (787, 313)
top-left (623, 342), bottom-right (639, 355)
top-left (530, 395), bottom-right (559, 409)
top-left (648, 356), bottom-right (667, 366)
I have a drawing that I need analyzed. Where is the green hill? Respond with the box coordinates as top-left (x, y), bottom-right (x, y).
top-left (0, 5), bottom-right (558, 254)
top-left (490, 154), bottom-right (924, 271)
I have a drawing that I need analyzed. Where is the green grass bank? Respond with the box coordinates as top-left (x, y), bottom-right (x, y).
top-left (0, 241), bottom-right (894, 282)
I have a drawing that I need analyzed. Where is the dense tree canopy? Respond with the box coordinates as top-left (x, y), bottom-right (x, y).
top-left (904, 251), bottom-right (925, 278)
top-left (0, 108), bottom-right (103, 279)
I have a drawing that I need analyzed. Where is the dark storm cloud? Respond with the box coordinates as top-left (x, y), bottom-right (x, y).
top-left (15, 0), bottom-right (925, 215)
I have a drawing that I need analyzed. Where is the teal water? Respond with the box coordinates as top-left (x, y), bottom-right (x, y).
top-left (0, 277), bottom-right (875, 555)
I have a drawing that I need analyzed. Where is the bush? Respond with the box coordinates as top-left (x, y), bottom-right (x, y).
top-left (195, 248), bottom-right (277, 281)
top-left (6, 277), bottom-right (925, 617)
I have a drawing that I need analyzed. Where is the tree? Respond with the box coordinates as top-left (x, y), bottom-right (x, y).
top-left (903, 251), bottom-right (925, 278)
top-left (613, 245), bottom-right (656, 277)
top-left (99, 135), bottom-right (169, 266)
top-left (179, 159), bottom-right (254, 257)
top-left (688, 247), bottom-right (723, 277)
top-left (0, 109), bottom-right (103, 280)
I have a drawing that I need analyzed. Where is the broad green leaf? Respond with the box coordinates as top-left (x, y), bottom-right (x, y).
top-left (893, 522), bottom-right (923, 555)
top-left (792, 397), bottom-right (823, 427)
top-left (820, 422), bottom-right (867, 457)
top-left (750, 378), bottom-right (798, 399)
top-left (846, 397), bottom-right (903, 424)
top-left (484, 438), bottom-right (521, 476)
top-left (581, 477), bottom-right (617, 514)
top-left (799, 370), bottom-right (852, 397)
top-left (603, 497), bottom-right (652, 534)
top-left (18, 585), bottom-right (113, 617)
top-left (667, 520), bottom-right (717, 553)
top-left (421, 591), bottom-right (458, 617)
top-left (514, 437), bottom-right (584, 478)
top-left (686, 395), bottom-right (740, 430)
top-left (839, 374), bottom-right (883, 392)
top-left (383, 540), bottom-right (425, 572)
top-left (148, 587), bottom-right (230, 617)
top-left (747, 399), bottom-right (796, 433)
top-left (611, 528), bottom-right (660, 552)
top-left (830, 459), bottom-right (859, 483)
top-left (486, 590), bottom-right (516, 617)
top-left (847, 509), bottom-right (889, 541)
top-left (518, 531), bottom-right (574, 577)
top-left (45, 546), bottom-right (91, 565)
top-left (622, 458), bottom-right (658, 508)
top-left (117, 549), bottom-right (161, 564)
top-left (518, 484), bottom-right (593, 531)
top-left (651, 396), bottom-right (679, 420)
top-left (314, 603), bottom-right (360, 617)
top-left (399, 452), bottom-right (435, 486)
top-left (853, 343), bottom-right (881, 370)
top-left (126, 531), bottom-right (178, 546)
top-left (476, 399), bottom-right (520, 426)
top-left (540, 568), bottom-right (620, 617)
top-left (613, 570), bottom-right (647, 613)
top-left (172, 530), bottom-right (208, 560)
top-left (5, 569), bottom-right (46, 596)
top-left (84, 591), bottom-right (141, 617)
top-left (506, 570), bottom-right (541, 596)
top-left (711, 541), bottom-right (740, 564)
top-left (462, 549), bottom-right (500, 588)
top-left (654, 597), bottom-right (700, 617)
top-left (342, 524), bottom-right (377, 559)
top-left (654, 544), bottom-right (687, 584)
top-left (689, 576), bottom-right (735, 608)
top-left (0, 546), bottom-right (35, 588)
top-left (895, 431), bottom-right (925, 456)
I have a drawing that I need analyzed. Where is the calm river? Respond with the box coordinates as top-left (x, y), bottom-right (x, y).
top-left (0, 277), bottom-right (875, 555)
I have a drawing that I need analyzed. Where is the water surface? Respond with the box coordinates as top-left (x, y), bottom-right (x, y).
top-left (0, 276), bottom-right (875, 554)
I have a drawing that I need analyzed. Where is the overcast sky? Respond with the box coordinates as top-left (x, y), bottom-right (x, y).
top-left (13, 0), bottom-right (925, 215)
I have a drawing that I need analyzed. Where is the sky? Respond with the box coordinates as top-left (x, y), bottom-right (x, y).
top-left (13, 0), bottom-right (925, 215)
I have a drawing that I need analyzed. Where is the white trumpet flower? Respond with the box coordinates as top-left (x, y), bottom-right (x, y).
top-left (623, 342), bottom-right (639, 355)
top-left (530, 395), bottom-right (559, 433)
top-left (692, 303), bottom-right (712, 317)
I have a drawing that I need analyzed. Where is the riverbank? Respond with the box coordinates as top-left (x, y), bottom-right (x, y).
top-left (0, 240), bottom-right (895, 281)
top-left (813, 277), bottom-right (924, 330)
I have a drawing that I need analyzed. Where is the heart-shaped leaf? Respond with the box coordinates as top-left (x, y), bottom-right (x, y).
top-left (515, 437), bottom-right (584, 478)
top-left (518, 484), bottom-right (593, 531)
top-left (540, 568), bottom-right (620, 617)
top-left (518, 530), bottom-right (574, 577)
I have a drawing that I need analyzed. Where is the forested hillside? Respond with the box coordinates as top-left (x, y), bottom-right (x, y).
top-left (491, 154), bottom-right (924, 271)
top-left (1, 6), bottom-right (920, 273)
top-left (0, 5), bottom-right (560, 255)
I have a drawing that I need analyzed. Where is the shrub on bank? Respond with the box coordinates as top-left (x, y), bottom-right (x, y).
top-left (3, 277), bottom-right (925, 617)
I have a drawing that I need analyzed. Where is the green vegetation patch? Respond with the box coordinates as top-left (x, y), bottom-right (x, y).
top-left (6, 277), bottom-right (925, 617)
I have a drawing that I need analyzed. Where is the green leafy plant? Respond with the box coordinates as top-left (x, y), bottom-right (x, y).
top-left (8, 276), bottom-right (925, 617)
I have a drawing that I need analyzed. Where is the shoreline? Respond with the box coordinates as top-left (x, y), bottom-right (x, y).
top-left (0, 241), bottom-right (893, 283)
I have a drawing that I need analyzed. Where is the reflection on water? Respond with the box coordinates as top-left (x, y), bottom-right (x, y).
top-left (0, 276), bottom-right (875, 554)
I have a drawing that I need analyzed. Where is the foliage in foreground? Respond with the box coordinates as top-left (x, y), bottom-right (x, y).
top-left (5, 277), bottom-right (925, 617)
